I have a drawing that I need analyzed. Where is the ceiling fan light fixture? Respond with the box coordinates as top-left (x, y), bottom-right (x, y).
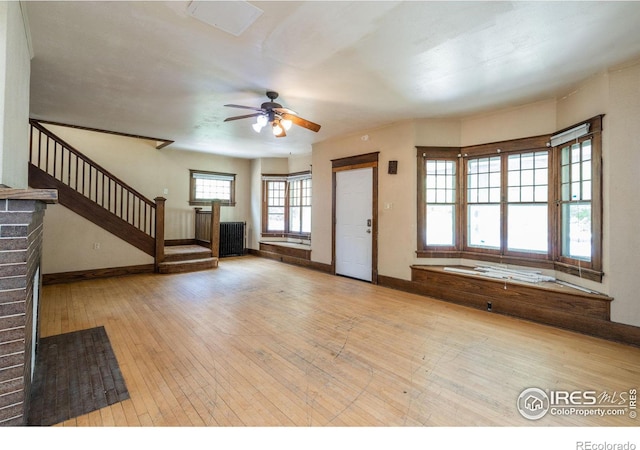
top-left (272, 120), bottom-right (284, 136)
top-left (252, 122), bottom-right (264, 133)
top-left (281, 118), bottom-right (292, 131)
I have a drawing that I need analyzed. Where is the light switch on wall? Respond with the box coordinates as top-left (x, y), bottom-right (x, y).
top-left (163, 188), bottom-right (169, 195)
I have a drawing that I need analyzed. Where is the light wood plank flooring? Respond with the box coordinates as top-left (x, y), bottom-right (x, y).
top-left (39, 256), bottom-right (640, 426)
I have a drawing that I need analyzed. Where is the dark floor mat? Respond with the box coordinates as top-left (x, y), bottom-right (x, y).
top-left (27, 326), bottom-right (129, 426)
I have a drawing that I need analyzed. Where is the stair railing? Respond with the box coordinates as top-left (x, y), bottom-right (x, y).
top-left (29, 119), bottom-right (165, 268)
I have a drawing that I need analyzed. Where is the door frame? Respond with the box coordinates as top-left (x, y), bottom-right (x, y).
top-left (331, 152), bottom-right (379, 284)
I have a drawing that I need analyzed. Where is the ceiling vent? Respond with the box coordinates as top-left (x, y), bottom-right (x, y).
top-left (186, 1), bottom-right (264, 37)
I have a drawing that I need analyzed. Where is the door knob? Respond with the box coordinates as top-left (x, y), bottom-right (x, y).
top-left (366, 229), bottom-right (371, 233)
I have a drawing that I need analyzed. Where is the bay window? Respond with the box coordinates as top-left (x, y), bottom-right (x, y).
top-left (417, 115), bottom-right (603, 281)
top-left (262, 172), bottom-right (312, 238)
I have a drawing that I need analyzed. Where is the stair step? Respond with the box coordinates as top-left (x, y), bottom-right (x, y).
top-left (163, 244), bottom-right (213, 262)
top-left (158, 257), bottom-right (218, 274)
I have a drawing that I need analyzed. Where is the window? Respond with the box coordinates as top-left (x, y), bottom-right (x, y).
top-left (289, 177), bottom-right (312, 234)
top-left (417, 115), bottom-right (603, 281)
top-left (559, 137), bottom-right (593, 262)
top-left (467, 156), bottom-right (502, 249)
top-left (424, 158), bottom-right (458, 248)
top-left (262, 172), bottom-right (312, 237)
top-left (266, 180), bottom-right (286, 232)
top-left (506, 151), bottom-right (548, 253)
top-left (189, 170), bottom-right (236, 206)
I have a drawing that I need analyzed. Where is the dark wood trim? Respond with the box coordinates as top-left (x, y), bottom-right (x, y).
top-left (189, 200), bottom-right (236, 207)
top-left (42, 264), bottom-right (155, 285)
top-left (378, 270), bottom-right (640, 348)
top-left (211, 201), bottom-right (221, 258)
top-left (331, 152), bottom-right (379, 284)
top-left (31, 118), bottom-right (174, 150)
top-left (259, 243), bottom-right (310, 260)
top-left (331, 151), bottom-right (380, 169)
top-left (165, 239), bottom-right (197, 246)
top-left (460, 134), bottom-right (551, 157)
top-left (154, 197), bottom-right (166, 271)
top-left (0, 188), bottom-right (58, 203)
top-left (247, 248), bottom-right (332, 273)
top-left (189, 169), bottom-right (236, 207)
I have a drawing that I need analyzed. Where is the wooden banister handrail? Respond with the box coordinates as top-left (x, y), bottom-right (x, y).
top-left (29, 119), bottom-right (165, 267)
top-left (29, 119), bottom-right (155, 207)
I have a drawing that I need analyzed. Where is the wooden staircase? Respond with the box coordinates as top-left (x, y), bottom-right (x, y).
top-left (27, 120), bottom-right (219, 274)
top-left (159, 245), bottom-right (218, 274)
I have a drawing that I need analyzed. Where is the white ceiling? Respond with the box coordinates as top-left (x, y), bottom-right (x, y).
top-left (25, 1), bottom-right (640, 159)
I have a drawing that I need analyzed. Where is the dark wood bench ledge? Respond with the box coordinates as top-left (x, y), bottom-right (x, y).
top-left (259, 242), bottom-right (311, 260)
top-left (410, 264), bottom-right (612, 323)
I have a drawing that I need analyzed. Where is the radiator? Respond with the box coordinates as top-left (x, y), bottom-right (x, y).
top-left (219, 222), bottom-right (245, 257)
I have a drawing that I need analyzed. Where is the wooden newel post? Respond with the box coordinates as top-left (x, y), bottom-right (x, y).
top-left (210, 200), bottom-right (221, 258)
top-left (154, 197), bottom-right (166, 272)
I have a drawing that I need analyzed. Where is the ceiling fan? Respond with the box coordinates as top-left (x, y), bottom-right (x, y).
top-left (224, 91), bottom-right (321, 138)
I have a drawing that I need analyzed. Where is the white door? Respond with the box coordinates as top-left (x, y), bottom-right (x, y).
top-left (335, 168), bottom-right (373, 281)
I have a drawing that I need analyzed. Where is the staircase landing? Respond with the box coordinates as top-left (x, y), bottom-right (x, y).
top-left (158, 244), bottom-right (218, 274)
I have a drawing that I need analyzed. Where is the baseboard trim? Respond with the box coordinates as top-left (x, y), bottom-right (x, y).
top-left (165, 239), bottom-right (197, 246)
top-left (43, 264), bottom-right (155, 285)
top-left (378, 274), bottom-right (640, 348)
top-left (248, 248), bottom-right (332, 274)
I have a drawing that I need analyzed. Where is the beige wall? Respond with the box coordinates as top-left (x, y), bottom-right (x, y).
top-left (311, 120), bottom-right (461, 277)
top-left (40, 124), bottom-right (252, 273)
top-left (605, 60), bottom-right (640, 326)
top-left (247, 157), bottom-right (288, 250)
top-left (0, 2), bottom-right (30, 189)
top-left (310, 63), bottom-right (640, 327)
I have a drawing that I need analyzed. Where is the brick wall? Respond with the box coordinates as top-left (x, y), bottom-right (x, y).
top-left (0, 198), bottom-right (46, 426)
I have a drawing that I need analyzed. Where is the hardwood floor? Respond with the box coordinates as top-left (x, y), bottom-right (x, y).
top-left (38, 256), bottom-right (640, 427)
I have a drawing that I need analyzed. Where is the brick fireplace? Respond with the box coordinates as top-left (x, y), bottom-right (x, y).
top-left (0, 188), bottom-right (56, 425)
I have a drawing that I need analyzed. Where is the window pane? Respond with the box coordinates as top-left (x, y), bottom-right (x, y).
top-left (508, 204), bottom-right (548, 253)
top-left (289, 207), bottom-right (300, 233)
top-left (534, 185), bottom-right (548, 202)
top-left (521, 153), bottom-right (534, 170)
top-left (508, 171), bottom-right (520, 186)
top-left (582, 160), bottom-right (592, 181)
top-left (195, 178), bottom-right (232, 201)
top-left (508, 186), bottom-right (520, 202)
top-left (467, 156), bottom-right (499, 206)
top-left (268, 206), bottom-right (285, 231)
top-left (468, 204), bottom-right (500, 249)
top-left (302, 207), bottom-right (312, 233)
top-left (426, 205), bottom-right (455, 246)
top-left (582, 141), bottom-right (592, 160)
top-left (582, 181), bottom-right (591, 201)
top-left (521, 186), bottom-right (534, 202)
top-left (562, 203), bottom-right (591, 261)
top-left (534, 168), bottom-right (547, 185)
top-left (489, 187), bottom-right (500, 203)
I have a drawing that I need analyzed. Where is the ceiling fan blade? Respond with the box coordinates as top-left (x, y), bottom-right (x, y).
top-left (280, 112), bottom-right (321, 132)
top-left (224, 104), bottom-right (263, 112)
top-left (224, 113), bottom-right (263, 122)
